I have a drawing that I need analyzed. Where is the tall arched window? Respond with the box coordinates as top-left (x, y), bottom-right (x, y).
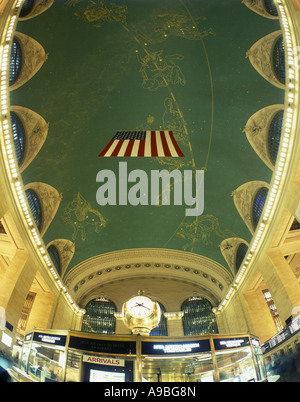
top-left (10, 112), bottom-right (26, 167)
top-left (264, 0), bottom-right (278, 16)
top-left (235, 243), bottom-right (248, 272)
top-left (82, 298), bottom-right (116, 334)
top-left (150, 302), bottom-right (168, 336)
top-left (252, 187), bottom-right (268, 229)
top-left (20, 0), bottom-right (35, 18)
top-left (25, 189), bottom-right (42, 231)
top-left (9, 37), bottom-right (22, 86)
top-left (272, 35), bottom-right (285, 85)
top-left (181, 297), bottom-right (218, 336)
top-left (47, 245), bottom-right (61, 275)
top-left (268, 110), bottom-right (283, 166)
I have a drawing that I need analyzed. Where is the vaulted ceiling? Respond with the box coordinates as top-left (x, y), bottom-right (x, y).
top-left (12, 0), bottom-right (283, 306)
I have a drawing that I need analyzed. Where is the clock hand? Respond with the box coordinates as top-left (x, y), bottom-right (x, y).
top-left (132, 303), bottom-right (151, 310)
top-left (139, 303), bottom-right (151, 310)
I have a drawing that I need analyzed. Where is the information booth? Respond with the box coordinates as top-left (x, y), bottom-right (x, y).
top-left (11, 329), bottom-right (267, 382)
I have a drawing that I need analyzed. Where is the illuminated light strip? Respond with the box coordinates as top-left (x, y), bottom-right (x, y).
top-left (0, 1), bottom-right (84, 315)
top-left (218, 0), bottom-right (298, 311)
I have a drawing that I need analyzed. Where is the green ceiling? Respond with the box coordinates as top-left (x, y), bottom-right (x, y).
top-left (13, 0), bottom-right (283, 274)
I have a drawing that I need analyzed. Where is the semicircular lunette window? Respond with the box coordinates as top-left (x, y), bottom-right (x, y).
top-left (268, 110), bottom-right (283, 166)
top-left (19, 0), bottom-right (35, 18)
top-left (235, 243), bottom-right (248, 272)
top-left (10, 112), bottom-right (26, 167)
top-left (181, 297), bottom-right (218, 336)
top-left (25, 189), bottom-right (42, 231)
top-left (9, 37), bottom-right (22, 86)
top-left (252, 187), bottom-right (269, 230)
top-left (47, 245), bottom-right (61, 275)
top-left (82, 298), bottom-right (117, 335)
top-left (264, 0), bottom-right (279, 16)
top-left (272, 35), bottom-right (285, 85)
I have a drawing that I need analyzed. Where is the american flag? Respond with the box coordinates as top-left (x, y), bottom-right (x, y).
top-left (98, 131), bottom-right (184, 157)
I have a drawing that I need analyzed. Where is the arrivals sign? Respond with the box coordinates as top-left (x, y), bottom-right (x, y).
top-left (83, 354), bottom-right (125, 367)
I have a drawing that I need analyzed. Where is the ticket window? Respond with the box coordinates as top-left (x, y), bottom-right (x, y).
top-left (66, 350), bottom-right (81, 382)
top-left (216, 347), bottom-right (257, 382)
top-left (82, 358), bottom-right (134, 382)
top-left (27, 343), bottom-right (65, 382)
top-left (20, 343), bottom-right (31, 373)
top-left (142, 353), bottom-right (215, 382)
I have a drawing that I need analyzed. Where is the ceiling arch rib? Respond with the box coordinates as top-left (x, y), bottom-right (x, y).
top-left (63, 248), bottom-right (233, 308)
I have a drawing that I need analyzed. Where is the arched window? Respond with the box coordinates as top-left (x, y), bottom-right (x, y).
top-left (47, 245), bottom-right (61, 275)
top-left (82, 298), bottom-right (116, 335)
top-left (235, 243), bottom-right (248, 272)
top-left (19, 0), bottom-right (35, 18)
top-left (9, 37), bottom-right (22, 86)
top-left (268, 110), bottom-right (283, 165)
top-left (150, 302), bottom-right (168, 336)
top-left (10, 112), bottom-right (26, 167)
top-left (181, 297), bottom-right (218, 336)
top-left (264, 0), bottom-right (278, 16)
top-left (25, 189), bottom-right (42, 231)
top-left (272, 35), bottom-right (285, 85)
top-left (252, 187), bottom-right (268, 229)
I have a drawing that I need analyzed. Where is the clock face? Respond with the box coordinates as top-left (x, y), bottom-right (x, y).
top-left (127, 296), bottom-right (154, 318)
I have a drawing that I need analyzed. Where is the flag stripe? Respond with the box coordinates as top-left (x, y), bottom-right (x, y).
top-left (124, 140), bottom-right (134, 157)
top-left (144, 133), bottom-right (152, 157)
top-left (131, 140), bottom-right (140, 156)
top-left (138, 139), bottom-right (145, 156)
top-left (118, 140), bottom-right (130, 156)
top-left (111, 139), bottom-right (124, 156)
top-left (164, 131), bottom-right (177, 157)
top-left (160, 131), bottom-right (172, 157)
top-left (151, 131), bottom-right (158, 157)
top-left (169, 131), bottom-right (184, 157)
top-left (98, 130), bottom-right (184, 157)
top-left (155, 131), bottom-right (164, 156)
top-left (98, 139), bottom-right (115, 157)
top-left (104, 140), bottom-right (119, 157)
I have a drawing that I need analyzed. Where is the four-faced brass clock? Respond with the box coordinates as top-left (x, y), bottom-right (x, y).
top-left (122, 292), bottom-right (161, 335)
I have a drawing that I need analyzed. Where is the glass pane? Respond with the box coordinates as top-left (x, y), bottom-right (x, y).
top-left (27, 342), bottom-right (65, 382)
top-left (264, 0), bottom-right (279, 16)
top-left (272, 36), bottom-right (285, 85)
top-left (66, 350), bottom-right (81, 382)
top-left (9, 38), bottom-right (22, 86)
top-left (268, 110), bottom-right (283, 165)
top-left (82, 298), bottom-right (116, 334)
top-left (216, 347), bottom-right (257, 382)
top-left (252, 187), bottom-right (268, 229)
top-left (20, 344), bottom-right (31, 372)
top-left (181, 297), bottom-right (218, 335)
top-left (142, 353), bottom-right (215, 382)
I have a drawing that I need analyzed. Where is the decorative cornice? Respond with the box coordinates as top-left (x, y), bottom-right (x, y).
top-left (63, 248), bottom-right (233, 306)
